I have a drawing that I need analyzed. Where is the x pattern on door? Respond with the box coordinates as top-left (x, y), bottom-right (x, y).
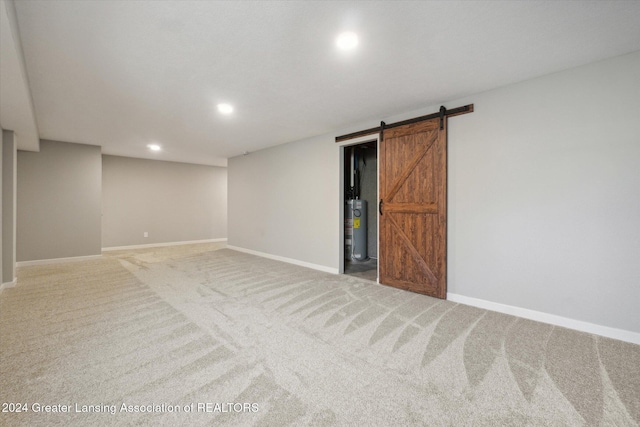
top-left (379, 118), bottom-right (447, 298)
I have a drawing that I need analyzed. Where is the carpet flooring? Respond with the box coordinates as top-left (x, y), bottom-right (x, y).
top-left (1, 243), bottom-right (638, 426)
top-left (344, 258), bottom-right (377, 282)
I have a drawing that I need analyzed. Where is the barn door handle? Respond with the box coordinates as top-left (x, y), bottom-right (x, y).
top-left (379, 199), bottom-right (384, 216)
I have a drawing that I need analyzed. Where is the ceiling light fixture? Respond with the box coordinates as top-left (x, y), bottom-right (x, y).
top-left (147, 144), bottom-right (161, 151)
top-left (217, 103), bottom-right (234, 115)
top-left (336, 31), bottom-right (359, 50)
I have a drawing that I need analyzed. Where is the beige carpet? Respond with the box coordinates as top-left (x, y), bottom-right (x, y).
top-left (1, 243), bottom-right (638, 426)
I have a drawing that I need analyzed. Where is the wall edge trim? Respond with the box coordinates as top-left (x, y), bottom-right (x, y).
top-left (227, 245), bottom-right (339, 274)
top-left (16, 255), bottom-right (102, 268)
top-left (102, 238), bottom-right (227, 252)
top-left (0, 278), bottom-right (17, 290)
top-left (447, 292), bottom-right (640, 345)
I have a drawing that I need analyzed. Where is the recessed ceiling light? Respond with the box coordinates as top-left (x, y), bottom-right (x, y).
top-left (147, 144), bottom-right (161, 151)
top-left (336, 32), bottom-right (358, 50)
top-left (217, 103), bottom-right (234, 115)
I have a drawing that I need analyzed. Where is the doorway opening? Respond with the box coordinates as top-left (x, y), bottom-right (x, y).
top-left (336, 105), bottom-right (472, 298)
top-left (341, 140), bottom-right (378, 282)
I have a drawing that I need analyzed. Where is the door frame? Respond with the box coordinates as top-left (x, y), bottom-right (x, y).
top-left (337, 133), bottom-right (380, 279)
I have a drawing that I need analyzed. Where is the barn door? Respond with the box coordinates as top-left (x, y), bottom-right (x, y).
top-left (379, 117), bottom-right (447, 298)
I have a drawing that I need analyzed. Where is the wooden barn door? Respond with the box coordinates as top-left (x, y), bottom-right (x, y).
top-left (379, 117), bottom-right (447, 298)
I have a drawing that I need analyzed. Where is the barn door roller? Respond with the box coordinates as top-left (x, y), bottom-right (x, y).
top-left (335, 104), bottom-right (473, 143)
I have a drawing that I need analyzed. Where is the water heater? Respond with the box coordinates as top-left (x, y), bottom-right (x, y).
top-left (345, 199), bottom-right (368, 261)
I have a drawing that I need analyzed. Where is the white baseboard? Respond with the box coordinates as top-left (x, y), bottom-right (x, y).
top-left (17, 255), bottom-right (103, 268)
top-left (447, 292), bottom-right (640, 345)
top-left (227, 245), bottom-right (339, 274)
top-left (102, 238), bottom-right (227, 252)
top-left (1, 278), bottom-right (17, 290)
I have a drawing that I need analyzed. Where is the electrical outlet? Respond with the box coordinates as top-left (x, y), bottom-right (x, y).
top-left (143, 232), bottom-right (148, 238)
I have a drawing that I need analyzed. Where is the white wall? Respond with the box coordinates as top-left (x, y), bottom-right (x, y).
top-left (102, 155), bottom-right (227, 248)
top-left (2, 131), bottom-right (16, 283)
top-left (446, 51), bottom-right (640, 334)
top-left (17, 140), bottom-right (103, 262)
top-left (228, 136), bottom-right (338, 268)
top-left (0, 127), bottom-right (3, 284)
top-left (228, 51), bottom-right (640, 335)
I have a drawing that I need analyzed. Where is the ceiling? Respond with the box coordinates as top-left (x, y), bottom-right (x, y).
top-left (10, 1), bottom-right (640, 167)
top-left (0, 0), bottom-right (39, 151)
